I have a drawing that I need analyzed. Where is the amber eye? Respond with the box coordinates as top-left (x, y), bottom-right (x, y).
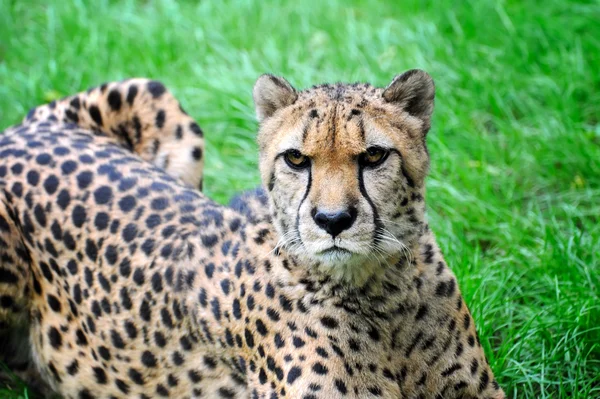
top-left (284, 150), bottom-right (310, 170)
top-left (360, 146), bottom-right (389, 167)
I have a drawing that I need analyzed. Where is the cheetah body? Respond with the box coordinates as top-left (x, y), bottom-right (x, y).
top-left (0, 77), bottom-right (504, 398)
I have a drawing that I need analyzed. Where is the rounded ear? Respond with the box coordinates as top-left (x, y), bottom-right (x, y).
top-left (253, 74), bottom-right (298, 122)
top-left (383, 69), bottom-right (435, 133)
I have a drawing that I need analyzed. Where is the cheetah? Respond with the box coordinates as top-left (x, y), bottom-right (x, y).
top-left (0, 71), bottom-right (505, 398)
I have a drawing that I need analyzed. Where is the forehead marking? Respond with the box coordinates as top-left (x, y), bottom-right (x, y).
top-left (328, 104), bottom-right (339, 147)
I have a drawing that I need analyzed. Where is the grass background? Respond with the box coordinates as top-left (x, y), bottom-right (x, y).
top-left (1, 0), bottom-right (599, 397)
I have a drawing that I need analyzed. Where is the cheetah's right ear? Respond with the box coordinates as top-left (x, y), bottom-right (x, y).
top-left (253, 74), bottom-right (298, 122)
top-left (383, 69), bottom-right (435, 134)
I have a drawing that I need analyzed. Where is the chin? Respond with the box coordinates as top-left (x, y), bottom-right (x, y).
top-left (299, 241), bottom-right (391, 286)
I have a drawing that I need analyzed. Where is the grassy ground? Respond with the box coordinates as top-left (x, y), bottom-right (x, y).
top-left (1, 0), bottom-right (599, 397)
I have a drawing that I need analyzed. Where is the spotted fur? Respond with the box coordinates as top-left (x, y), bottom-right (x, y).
top-left (18, 78), bottom-right (205, 190)
top-left (0, 74), bottom-right (504, 398)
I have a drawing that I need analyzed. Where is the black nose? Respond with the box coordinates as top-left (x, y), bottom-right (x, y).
top-left (312, 207), bottom-right (357, 237)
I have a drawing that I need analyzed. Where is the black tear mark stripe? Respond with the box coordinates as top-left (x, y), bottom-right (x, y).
top-left (357, 165), bottom-right (383, 247)
top-left (389, 149), bottom-right (415, 188)
top-left (294, 166), bottom-right (312, 244)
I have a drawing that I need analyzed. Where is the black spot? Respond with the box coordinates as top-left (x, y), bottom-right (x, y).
top-left (266, 307), bottom-right (280, 322)
top-left (232, 299), bottom-right (242, 319)
top-left (172, 352), bottom-right (184, 366)
top-left (211, 298), bottom-right (221, 320)
top-left (141, 350), bottom-right (157, 367)
top-left (192, 147), bottom-right (202, 160)
top-left (256, 319), bottom-right (268, 336)
top-left (98, 346), bottom-right (111, 361)
top-left (35, 153), bottom-right (52, 165)
top-left (147, 81), bottom-right (166, 98)
top-left (0, 268), bottom-right (18, 284)
top-left (265, 283), bottom-right (275, 298)
top-left (79, 389), bottom-right (93, 399)
top-left (111, 330), bottom-right (125, 349)
top-left (66, 360), bottom-right (79, 375)
top-left (167, 374), bottom-right (178, 387)
top-left (155, 109), bottom-right (166, 128)
top-left (151, 197), bottom-right (169, 211)
top-left (76, 171), bottom-right (93, 189)
top-left (470, 359), bottom-right (479, 375)
top-left (161, 308), bottom-right (174, 328)
top-left (205, 263), bottom-right (215, 278)
top-left (203, 355), bottom-right (217, 369)
top-left (320, 316), bottom-right (338, 329)
top-left (201, 234), bottom-right (218, 248)
top-left (188, 369), bottom-right (202, 383)
top-left (93, 367), bottom-right (108, 384)
top-left (34, 204), bottom-right (47, 227)
top-left (189, 122), bottom-right (203, 137)
top-left (219, 387), bottom-right (236, 398)
top-left (441, 363), bottom-right (462, 377)
top-left (118, 195), bottom-right (136, 213)
top-left (478, 369), bottom-right (490, 393)
top-left (335, 379), bottom-right (348, 394)
top-left (415, 304), bottom-right (429, 320)
top-left (312, 362), bottom-right (328, 375)
top-left (119, 258), bottom-right (132, 278)
top-left (122, 223), bottom-right (138, 242)
top-left (245, 328), bottom-right (255, 348)
top-left (47, 294), bottom-right (61, 312)
top-left (26, 170), bottom-right (39, 186)
top-left (57, 189), bottom-right (71, 209)
top-left (348, 338), bottom-right (360, 352)
top-left (43, 175), bottom-right (59, 195)
top-left (115, 379), bottom-right (130, 394)
top-left (48, 327), bottom-right (62, 349)
top-left (220, 279), bottom-right (231, 295)
top-left (89, 105), bottom-right (103, 126)
top-left (150, 272), bottom-right (163, 293)
top-left (435, 279), bottom-right (456, 297)
top-left (287, 367), bottom-right (301, 384)
top-left (128, 368), bottom-right (144, 385)
top-left (94, 212), bottom-right (110, 230)
top-left (258, 368), bottom-right (267, 384)
top-left (464, 313), bottom-right (471, 330)
top-left (140, 299), bottom-right (151, 321)
top-left (70, 97), bottom-right (81, 109)
top-left (180, 335), bottom-right (193, 351)
top-left (126, 85), bottom-right (138, 105)
top-left (468, 335), bottom-right (476, 346)
top-left (156, 384), bottom-right (169, 397)
top-left (120, 288), bottom-right (132, 310)
top-left (94, 186), bottom-right (113, 205)
top-left (107, 89), bottom-right (122, 111)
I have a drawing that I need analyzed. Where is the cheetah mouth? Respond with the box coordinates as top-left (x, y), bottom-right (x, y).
top-left (315, 246), bottom-right (355, 263)
top-left (319, 246), bottom-right (352, 255)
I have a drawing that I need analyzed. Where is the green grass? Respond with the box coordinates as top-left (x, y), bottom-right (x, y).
top-left (0, 0), bottom-right (599, 397)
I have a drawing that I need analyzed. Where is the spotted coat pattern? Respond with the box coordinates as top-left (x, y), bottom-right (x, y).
top-left (0, 78), bottom-right (504, 398)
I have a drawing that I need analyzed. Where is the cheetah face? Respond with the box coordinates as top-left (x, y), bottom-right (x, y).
top-left (253, 71), bottom-right (435, 283)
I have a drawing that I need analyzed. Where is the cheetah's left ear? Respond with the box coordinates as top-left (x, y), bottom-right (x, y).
top-left (253, 74), bottom-right (298, 122)
top-left (383, 69), bottom-right (435, 134)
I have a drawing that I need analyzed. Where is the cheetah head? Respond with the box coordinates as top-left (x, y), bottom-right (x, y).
top-left (253, 70), bottom-right (434, 284)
